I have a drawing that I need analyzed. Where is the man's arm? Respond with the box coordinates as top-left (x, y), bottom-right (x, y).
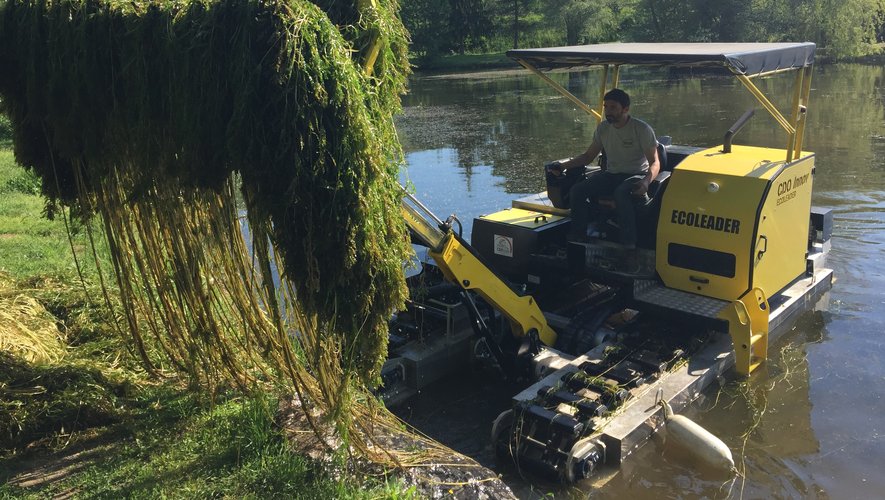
top-left (632, 145), bottom-right (660, 196)
top-left (550, 140), bottom-right (602, 174)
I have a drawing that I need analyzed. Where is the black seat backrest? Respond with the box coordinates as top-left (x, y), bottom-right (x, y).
top-left (657, 141), bottom-right (668, 172)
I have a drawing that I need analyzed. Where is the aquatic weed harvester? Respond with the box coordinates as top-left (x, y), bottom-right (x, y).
top-left (388, 43), bottom-right (833, 481)
top-left (0, 1), bottom-right (833, 481)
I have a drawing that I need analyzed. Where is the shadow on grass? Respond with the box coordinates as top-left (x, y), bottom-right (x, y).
top-left (1, 388), bottom-right (363, 498)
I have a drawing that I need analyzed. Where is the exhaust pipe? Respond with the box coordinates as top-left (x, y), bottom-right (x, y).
top-left (723, 109), bottom-right (755, 153)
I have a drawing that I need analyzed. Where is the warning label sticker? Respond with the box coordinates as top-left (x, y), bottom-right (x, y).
top-left (493, 235), bottom-right (514, 258)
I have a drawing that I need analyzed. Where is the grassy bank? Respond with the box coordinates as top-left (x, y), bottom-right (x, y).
top-left (412, 52), bottom-right (516, 73)
top-left (2, 387), bottom-right (410, 498)
top-left (0, 114), bottom-right (410, 498)
top-left (0, 145), bottom-right (91, 281)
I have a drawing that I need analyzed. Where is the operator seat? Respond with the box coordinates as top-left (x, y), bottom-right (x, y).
top-left (545, 140), bottom-right (669, 208)
top-left (590, 139), bottom-right (672, 249)
top-left (597, 140), bottom-right (669, 201)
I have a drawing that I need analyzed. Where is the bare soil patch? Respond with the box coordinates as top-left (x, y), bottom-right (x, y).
top-left (277, 397), bottom-right (518, 499)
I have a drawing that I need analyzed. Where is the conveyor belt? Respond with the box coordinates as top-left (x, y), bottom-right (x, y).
top-left (496, 268), bottom-right (834, 483)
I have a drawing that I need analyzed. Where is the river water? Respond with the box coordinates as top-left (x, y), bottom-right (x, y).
top-left (394, 63), bottom-right (885, 499)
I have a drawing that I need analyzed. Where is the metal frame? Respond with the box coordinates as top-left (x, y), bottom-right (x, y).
top-left (733, 65), bottom-right (812, 162)
top-left (511, 53), bottom-right (814, 162)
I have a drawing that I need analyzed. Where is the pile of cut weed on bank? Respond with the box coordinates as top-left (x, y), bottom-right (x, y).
top-left (0, 273), bottom-right (138, 451)
top-left (0, 273), bottom-right (415, 498)
top-left (0, 352), bottom-right (127, 450)
top-left (0, 0), bottom-right (462, 471)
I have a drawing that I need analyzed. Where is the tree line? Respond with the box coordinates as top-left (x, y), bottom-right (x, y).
top-left (401, 0), bottom-right (885, 63)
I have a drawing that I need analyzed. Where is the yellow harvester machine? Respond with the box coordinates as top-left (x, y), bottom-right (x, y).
top-left (385, 43), bottom-right (833, 482)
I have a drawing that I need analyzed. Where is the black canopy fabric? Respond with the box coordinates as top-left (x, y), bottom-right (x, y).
top-left (507, 42), bottom-right (815, 76)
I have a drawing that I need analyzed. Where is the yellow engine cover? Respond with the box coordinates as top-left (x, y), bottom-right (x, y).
top-left (656, 145), bottom-right (814, 301)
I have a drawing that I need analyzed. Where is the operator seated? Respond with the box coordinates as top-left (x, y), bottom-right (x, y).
top-left (547, 88), bottom-right (659, 249)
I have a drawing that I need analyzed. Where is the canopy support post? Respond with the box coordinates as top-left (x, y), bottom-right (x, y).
top-left (515, 59), bottom-right (601, 121)
top-left (793, 65), bottom-right (813, 160)
top-left (734, 73), bottom-right (796, 160)
top-left (785, 68), bottom-right (805, 162)
top-left (597, 65), bottom-right (609, 122)
top-left (595, 65), bottom-right (621, 122)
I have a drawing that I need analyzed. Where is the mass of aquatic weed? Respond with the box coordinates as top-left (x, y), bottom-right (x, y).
top-left (0, 0), bottom-right (437, 464)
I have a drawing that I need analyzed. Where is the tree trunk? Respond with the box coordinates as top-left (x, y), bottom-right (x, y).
top-left (566, 17), bottom-right (580, 45)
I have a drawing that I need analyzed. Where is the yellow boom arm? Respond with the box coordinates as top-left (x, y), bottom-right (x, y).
top-left (401, 195), bottom-right (557, 346)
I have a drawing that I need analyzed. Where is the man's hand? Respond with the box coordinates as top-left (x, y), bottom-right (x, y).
top-left (545, 161), bottom-right (564, 177)
top-left (631, 177), bottom-right (650, 196)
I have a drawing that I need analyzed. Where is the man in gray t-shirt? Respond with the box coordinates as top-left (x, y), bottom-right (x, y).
top-left (548, 88), bottom-right (659, 248)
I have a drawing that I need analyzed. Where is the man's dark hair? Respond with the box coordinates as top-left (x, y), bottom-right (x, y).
top-left (604, 88), bottom-right (630, 108)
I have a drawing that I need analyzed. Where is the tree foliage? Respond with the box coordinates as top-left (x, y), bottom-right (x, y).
top-left (403, 0), bottom-right (885, 62)
top-left (402, 0), bottom-right (494, 59)
top-left (542, 0), bottom-right (617, 45)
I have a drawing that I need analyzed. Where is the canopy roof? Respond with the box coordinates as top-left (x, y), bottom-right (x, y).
top-left (507, 42), bottom-right (815, 76)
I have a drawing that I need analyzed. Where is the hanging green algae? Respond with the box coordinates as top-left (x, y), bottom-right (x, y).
top-left (0, 0), bottom-right (411, 386)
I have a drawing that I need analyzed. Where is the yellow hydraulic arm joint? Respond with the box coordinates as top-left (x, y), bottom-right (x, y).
top-left (400, 191), bottom-right (557, 347)
top-left (719, 287), bottom-right (770, 375)
top-left (429, 234), bottom-right (557, 346)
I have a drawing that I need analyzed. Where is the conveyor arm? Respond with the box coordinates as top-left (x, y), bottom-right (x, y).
top-left (401, 191), bottom-right (557, 346)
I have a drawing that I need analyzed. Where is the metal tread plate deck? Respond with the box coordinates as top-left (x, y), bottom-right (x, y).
top-left (632, 279), bottom-right (730, 318)
top-left (514, 267), bottom-right (833, 471)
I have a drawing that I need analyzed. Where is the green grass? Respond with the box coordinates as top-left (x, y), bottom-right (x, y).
top-left (0, 113), bottom-right (10, 149)
top-left (0, 114), bottom-right (413, 497)
top-left (0, 148), bottom-right (97, 281)
top-left (414, 51), bottom-right (517, 72)
top-left (0, 389), bottom-right (416, 498)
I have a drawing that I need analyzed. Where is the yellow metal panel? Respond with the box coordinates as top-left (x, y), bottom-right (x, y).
top-left (657, 167), bottom-right (763, 299)
top-left (718, 287), bottom-right (770, 375)
top-left (671, 145), bottom-right (795, 178)
top-left (480, 207), bottom-right (565, 229)
top-left (656, 145), bottom-right (814, 300)
top-left (753, 155), bottom-right (814, 295)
